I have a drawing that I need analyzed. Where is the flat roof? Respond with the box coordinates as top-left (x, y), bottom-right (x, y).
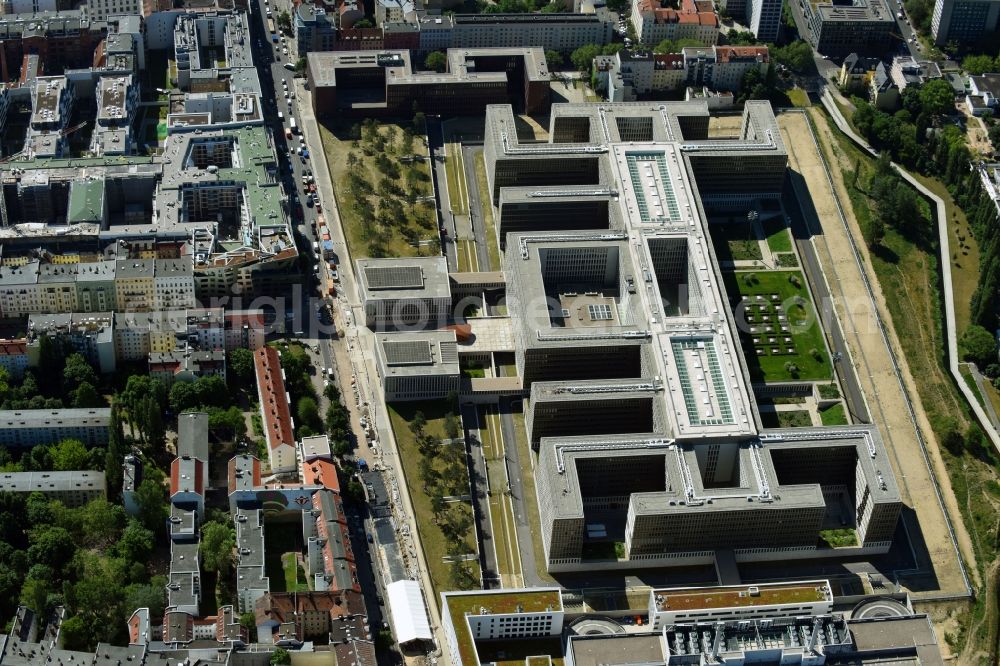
top-left (357, 256), bottom-right (451, 301)
top-left (443, 589), bottom-right (563, 666)
top-left (653, 581), bottom-right (831, 613)
top-left (566, 634), bottom-right (665, 666)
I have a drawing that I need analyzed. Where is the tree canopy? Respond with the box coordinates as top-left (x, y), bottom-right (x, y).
top-left (425, 51), bottom-right (447, 72)
top-left (961, 325), bottom-right (998, 367)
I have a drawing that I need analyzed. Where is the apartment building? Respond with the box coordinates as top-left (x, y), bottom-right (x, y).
top-left (86, 0), bottom-right (143, 21)
top-left (234, 507), bottom-right (269, 613)
top-left (295, 3), bottom-right (337, 55)
top-left (932, 0), bottom-right (1000, 45)
top-left (27, 313), bottom-right (116, 373)
top-left (356, 256), bottom-right (453, 330)
top-left (27, 76), bottom-right (74, 159)
top-left (304, 489), bottom-right (358, 592)
top-left (597, 46), bottom-right (767, 102)
top-left (802, 0), bottom-right (896, 56)
top-left (254, 591), bottom-right (369, 645)
top-left (0, 470), bottom-right (106, 506)
top-left (0, 340), bottom-right (28, 379)
top-left (630, 0), bottom-right (720, 47)
top-left (0, 408), bottom-right (110, 447)
top-left (254, 347), bottom-right (297, 473)
top-left (92, 74), bottom-right (140, 156)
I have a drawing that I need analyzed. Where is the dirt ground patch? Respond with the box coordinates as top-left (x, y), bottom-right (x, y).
top-left (778, 111), bottom-right (975, 605)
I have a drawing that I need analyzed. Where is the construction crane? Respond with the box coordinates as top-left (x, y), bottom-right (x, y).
top-left (0, 120), bottom-right (90, 164)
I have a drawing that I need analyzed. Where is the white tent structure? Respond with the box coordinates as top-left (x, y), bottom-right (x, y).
top-left (386, 580), bottom-right (433, 645)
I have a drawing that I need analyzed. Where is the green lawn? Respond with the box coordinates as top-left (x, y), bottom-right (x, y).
top-left (710, 222), bottom-right (763, 262)
top-left (818, 383), bottom-right (840, 399)
top-left (819, 402), bottom-right (848, 426)
top-left (511, 405), bottom-right (556, 585)
top-left (443, 149), bottom-right (468, 216)
top-left (787, 88), bottom-right (811, 108)
top-left (281, 552), bottom-right (309, 592)
top-left (387, 401), bottom-right (480, 601)
top-left (819, 528), bottom-right (858, 548)
top-left (264, 522), bottom-right (304, 592)
top-left (474, 151), bottom-right (501, 270)
top-left (763, 217), bottom-right (793, 253)
top-left (725, 270), bottom-right (832, 382)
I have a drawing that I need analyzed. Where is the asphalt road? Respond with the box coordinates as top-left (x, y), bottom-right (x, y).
top-left (427, 118), bottom-right (460, 271)
top-left (244, 0), bottom-right (393, 652)
top-left (462, 143), bottom-right (494, 271)
top-left (497, 399), bottom-right (540, 586)
top-left (461, 403), bottom-right (501, 588)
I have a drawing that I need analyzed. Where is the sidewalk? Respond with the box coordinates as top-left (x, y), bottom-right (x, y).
top-left (296, 79), bottom-right (449, 660)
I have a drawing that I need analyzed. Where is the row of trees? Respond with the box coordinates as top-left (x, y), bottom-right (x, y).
top-left (409, 411), bottom-right (477, 590)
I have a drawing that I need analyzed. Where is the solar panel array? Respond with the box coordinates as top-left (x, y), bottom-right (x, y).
top-left (588, 303), bottom-right (613, 321)
top-left (364, 265), bottom-right (423, 290)
top-left (383, 340), bottom-right (433, 366)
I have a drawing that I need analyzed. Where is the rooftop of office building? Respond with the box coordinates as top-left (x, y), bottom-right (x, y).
top-left (807, 0), bottom-right (894, 21)
top-left (356, 256), bottom-right (451, 301)
top-left (651, 580), bottom-right (832, 613)
top-left (442, 589), bottom-right (563, 666)
top-left (536, 425), bottom-right (900, 520)
top-left (374, 330), bottom-right (460, 378)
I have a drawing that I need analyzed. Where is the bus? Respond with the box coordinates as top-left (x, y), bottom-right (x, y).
top-left (289, 117), bottom-right (297, 133)
top-left (267, 18), bottom-right (276, 37)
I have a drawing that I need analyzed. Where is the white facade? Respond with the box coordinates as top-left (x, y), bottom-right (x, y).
top-left (649, 581), bottom-right (834, 630)
top-left (86, 0), bottom-right (143, 21)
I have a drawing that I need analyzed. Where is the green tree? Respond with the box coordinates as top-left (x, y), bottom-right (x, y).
top-left (241, 612), bottom-right (257, 635)
top-left (988, 123), bottom-right (1000, 150)
top-left (104, 405), bottom-right (128, 497)
top-left (114, 519), bottom-right (155, 561)
top-left (63, 354), bottom-right (98, 395)
top-left (51, 438), bottom-right (90, 471)
top-left (27, 525), bottom-right (76, 570)
top-left (276, 10), bottom-right (291, 31)
top-left (123, 579), bottom-right (166, 620)
top-left (917, 79), bottom-right (955, 117)
top-left (270, 648), bottom-right (291, 665)
top-left (425, 50), bottom-right (448, 72)
top-left (570, 43), bottom-right (602, 72)
top-left (772, 40), bottom-right (814, 74)
top-left (228, 348), bottom-right (255, 385)
top-left (200, 520), bottom-right (236, 573)
top-left (297, 396), bottom-right (322, 433)
top-left (59, 615), bottom-right (88, 649)
top-left (961, 324), bottom-right (997, 367)
top-left (962, 54), bottom-right (998, 75)
top-left (72, 382), bottom-right (103, 408)
top-left (353, 18), bottom-right (374, 28)
top-left (294, 56), bottom-right (307, 75)
top-left (135, 477), bottom-right (169, 534)
top-left (545, 49), bottom-right (563, 68)
top-left (81, 499), bottom-right (127, 548)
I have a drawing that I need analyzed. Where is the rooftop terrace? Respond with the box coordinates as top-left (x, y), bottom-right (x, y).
top-left (653, 581), bottom-right (831, 613)
top-left (445, 590), bottom-right (562, 666)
